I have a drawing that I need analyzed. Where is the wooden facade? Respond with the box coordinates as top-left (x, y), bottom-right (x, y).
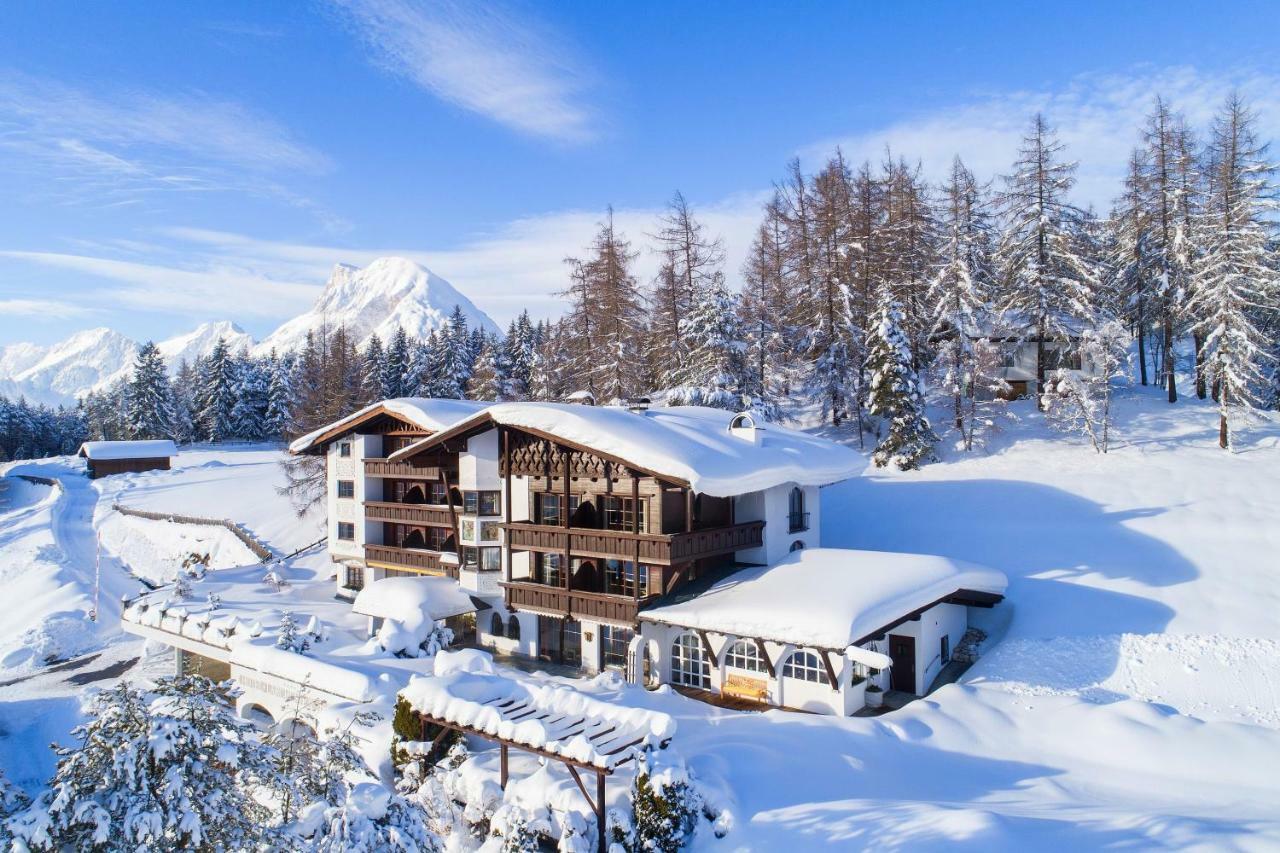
top-left (83, 456), bottom-right (171, 479)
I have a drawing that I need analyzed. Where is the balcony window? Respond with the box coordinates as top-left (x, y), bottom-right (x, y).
top-left (537, 493), bottom-right (579, 526)
top-left (463, 490), bottom-right (501, 515)
top-left (788, 487), bottom-right (809, 533)
top-left (337, 522), bottom-right (355, 541)
top-left (604, 559), bottom-right (649, 597)
top-left (538, 552), bottom-right (563, 586)
top-left (600, 625), bottom-right (634, 669)
top-left (337, 479), bottom-right (355, 499)
top-left (603, 496), bottom-right (646, 532)
top-left (344, 565), bottom-right (364, 590)
top-left (463, 546), bottom-right (500, 570)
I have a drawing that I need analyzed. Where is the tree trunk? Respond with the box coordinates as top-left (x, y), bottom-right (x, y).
top-left (1194, 331), bottom-right (1207, 399)
top-left (1035, 330), bottom-right (1047, 412)
top-left (1219, 413), bottom-right (1229, 449)
top-left (1136, 300), bottom-right (1148, 386)
top-left (1163, 314), bottom-right (1177, 402)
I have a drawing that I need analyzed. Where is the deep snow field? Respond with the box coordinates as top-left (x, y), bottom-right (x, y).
top-left (1, 393), bottom-right (1279, 850)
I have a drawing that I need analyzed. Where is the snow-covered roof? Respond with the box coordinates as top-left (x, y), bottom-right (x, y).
top-left (640, 547), bottom-right (1008, 650)
top-left (389, 403), bottom-right (866, 497)
top-left (78, 439), bottom-right (177, 460)
top-left (352, 576), bottom-right (478, 623)
top-left (288, 397), bottom-right (489, 454)
top-left (401, 651), bottom-right (676, 770)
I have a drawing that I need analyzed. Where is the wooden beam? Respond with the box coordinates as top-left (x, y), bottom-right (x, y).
top-left (754, 637), bottom-right (775, 677)
top-left (631, 468), bottom-right (642, 601)
top-left (596, 771), bottom-right (607, 853)
top-left (501, 426), bottom-right (512, 584)
top-left (562, 447), bottom-right (572, 596)
top-left (500, 743), bottom-right (508, 789)
top-left (696, 630), bottom-right (719, 667)
top-left (820, 649), bottom-right (840, 691)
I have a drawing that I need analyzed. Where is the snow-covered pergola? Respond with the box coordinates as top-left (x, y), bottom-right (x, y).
top-left (401, 651), bottom-right (676, 852)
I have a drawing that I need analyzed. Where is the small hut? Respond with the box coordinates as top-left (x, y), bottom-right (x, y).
top-left (77, 440), bottom-right (177, 479)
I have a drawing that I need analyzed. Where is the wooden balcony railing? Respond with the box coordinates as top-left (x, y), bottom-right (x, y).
top-left (501, 520), bottom-right (764, 565)
top-left (501, 581), bottom-right (648, 625)
top-left (364, 544), bottom-right (457, 578)
top-left (364, 501), bottom-right (454, 527)
top-left (363, 459), bottom-right (450, 479)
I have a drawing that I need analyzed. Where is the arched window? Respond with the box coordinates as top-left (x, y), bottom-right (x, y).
top-left (782, 650), bottom-right (825, 683)
top-left (788, 487), bottom-right (807, 532)
top-left (790, 540), bottom-right (805, 552)
top-left (670, 633), bottom-right (710, 688)
top-left (489, 612), bottom-right (504, 638)
top-left (724, 639), bottom-right (765, 673)
top-left (507, 615), bottom-right (521, 641)
top-left (729, 412), bottom-right (755, 430)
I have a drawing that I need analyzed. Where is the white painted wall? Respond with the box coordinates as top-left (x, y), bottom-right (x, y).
top-left (459, 429), bottom-right (500, 491)
top-left (327, 434), bottom-right (376, 562)
top-left (735, 482), bottom-right (821, 565)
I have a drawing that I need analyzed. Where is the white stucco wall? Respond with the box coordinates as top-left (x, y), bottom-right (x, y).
top-left (735, 482), bottom-right (821, 565)
top-left (327, 433), bottom-right (377, 562)
top-left (459, 429), bottom-right (501, 491)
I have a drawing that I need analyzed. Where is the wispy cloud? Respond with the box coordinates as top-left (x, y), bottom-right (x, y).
top-left (331, 0), bottom-right (597, 143)
top-left (0, 71), bottom-right (335, 220)
top-left (0, 298), bottom-right (96, 320)
top-left (802, 65), bottom-right (1280, 210)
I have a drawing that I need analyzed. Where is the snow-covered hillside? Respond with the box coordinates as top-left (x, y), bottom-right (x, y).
top-left (0, 321), bottom-right (254, 406)
top-left (255, 257), bottom-right (499, 355)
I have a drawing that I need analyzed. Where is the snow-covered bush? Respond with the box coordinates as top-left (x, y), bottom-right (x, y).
top-left (1043, 320), bottom-right (1131, 453)
top-left (0, 768), bottom-right (30, 848)
top-left (618, 753), bottom-right (702, 853)
top-left (277, 610), bottom-right (311, 653)
top-left (488, 803), bottom-right (546, 852)
top-left (310, 782), bottom-right (440, 852)
top-left (172, 566), bottom-right (193, 599)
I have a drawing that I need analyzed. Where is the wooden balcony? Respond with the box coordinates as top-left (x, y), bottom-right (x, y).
top-left (364, 501), bottom-right (454, 526)
top-left (501, 581), bottom-right (649, 625)
top-left (364, 543), bottom-right (457, 578)
top-left (501, 520), bottom-right (764, 565)
top-left (363, 458), bottom-right (449, 479)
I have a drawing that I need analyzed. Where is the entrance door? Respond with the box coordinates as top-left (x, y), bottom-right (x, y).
top-left (889, 634), bottom-right (917, 693)
top-left (538, 615), bottom-right (561, 662)
top-left (537, 615), bottom-right (583, 668)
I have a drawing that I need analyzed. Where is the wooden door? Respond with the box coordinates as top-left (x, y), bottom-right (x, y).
top-left (889, 634), bottom-right (916, 693)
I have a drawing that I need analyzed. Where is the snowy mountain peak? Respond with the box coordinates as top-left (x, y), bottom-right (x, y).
top-left (255, 256), bottom-right (498, 355)
top-left (157, 320), bottom-right (254, 368)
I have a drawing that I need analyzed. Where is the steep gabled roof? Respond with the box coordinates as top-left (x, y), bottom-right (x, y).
top-left (288, 398), bottom-right (489, 454)
top-left (388, 402), bottom-right (866, 497)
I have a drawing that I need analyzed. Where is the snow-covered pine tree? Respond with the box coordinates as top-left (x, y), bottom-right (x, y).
top-left (929, 157), bottom-right (999, 450)
top-left (195, 337), bottom-right (238, 442)
top-left (866, 292), bottom-right (938, 469)
top-left (265, 350), bottom-right (297, 440)
top-left (10, 677), bottom-right (275, 852)
top-left (124, 340), bottom-right (175, 440)
top-left (503, 311), bottom-right (536, 399)
top-left (231, 352), bottom-right (269, 440)
top-left (1189, 93), bottom-right (1278, 449)
top-left (383, 327), bottom-right (412, 399)
top-left (1109, 148), bottom-right (1154, 386)
top-left (362, 333), bottom-right (385, 405)
top-left (169, 359), bottom-right (197, 444)
top-left (994, 114), bottom-right (1100, 409)
top-left (466, 334), bottom-right (509, 401)
top-left (667, 281), bottom-right (748, 410)
top-left (276, 611), bottom-right (311, 653)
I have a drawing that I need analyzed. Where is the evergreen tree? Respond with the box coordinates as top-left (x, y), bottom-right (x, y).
top-left (866, 293), bottom-right (938, 469)
top-left (264, 350), bottom-right (296, 440)
top-left (1189, 93), bottom-right (1278, 449)
top-left (929, 157), bottom-right (997, 447)
top-left (382, 327), bottom-right (412, 399)
top-left (994, 114), bottom-right (1100, 409)
top-left (668, 281), bottom-right (749, 410)
top-left (362, 333), bottom-right (385, 404)
top-left (124, 341), bottom-right (175, 440)
top-left (230, 353), bottom-right (269, 440)
top-left (169, 360), bottom-right (197, 444)
top-left (10, 677), bottom-right (275, 852)
top-left (195, 337), bottom-right (238, 442)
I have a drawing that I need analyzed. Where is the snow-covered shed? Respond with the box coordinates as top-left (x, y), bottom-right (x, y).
top-left (638, 548), bottom-right (1007, 714)
top-left (78, 439), bottom-right (177, 478)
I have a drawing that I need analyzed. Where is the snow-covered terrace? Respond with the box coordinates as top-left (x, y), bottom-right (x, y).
top-left (641, 547), bottom-right (1008, 651)
top-left (388, 402), bottom-right (866, 496)
top-left (401, 651), bottom-right (676, 772)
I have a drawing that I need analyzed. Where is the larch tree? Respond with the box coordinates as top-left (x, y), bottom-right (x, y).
top-left (562, 208), bottom-right (645, 402)
top-left (1110, 148), bottom-right (1153, 386)
top-left (929, 157), bottom-right (1000, 449)
top-left (994, 113), bottom-right (1100, 409)
top-left (1189, 93), bottom-right (1278, 449)
top-left (808, 151), bottom-right (861, 426)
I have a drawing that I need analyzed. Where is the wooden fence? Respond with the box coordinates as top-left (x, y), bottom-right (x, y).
top-left (111, 503), bottom-right (274, 562)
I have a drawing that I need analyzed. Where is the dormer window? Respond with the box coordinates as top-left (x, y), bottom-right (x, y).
top-left (788, 487), bottom-right (809, 533)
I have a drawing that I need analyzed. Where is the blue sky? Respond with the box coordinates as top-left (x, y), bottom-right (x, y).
top-left (2, 1), bottom-right (1279, 346)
